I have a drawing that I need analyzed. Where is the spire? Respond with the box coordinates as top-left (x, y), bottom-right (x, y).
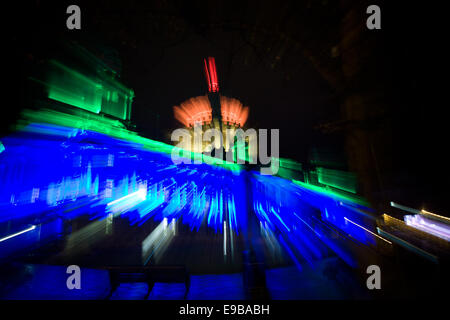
top-left (204, 57), bottom-right (219, 93)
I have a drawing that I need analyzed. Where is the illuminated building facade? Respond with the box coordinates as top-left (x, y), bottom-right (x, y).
top-left (173, 58), bottom-right (251, 161)
top-left (29, 41), bottom-right (135, 125)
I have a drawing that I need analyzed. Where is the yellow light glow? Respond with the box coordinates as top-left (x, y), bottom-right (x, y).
top-left (421, 209), bottom-right (450, 222)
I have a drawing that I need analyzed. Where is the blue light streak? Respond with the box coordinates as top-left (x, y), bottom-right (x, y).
top-left (0, 122), bottom-right (376, 272)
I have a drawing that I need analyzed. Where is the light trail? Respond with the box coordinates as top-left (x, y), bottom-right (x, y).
top-left (344, 217), bottom-right (392, 244)
top-left (404, 215), bottom-right (450, 241)
top-left (107, 189), bottom-right (147, 206)
top-left (390, 201), bottom-right (421, 215)
top-left (0, 225), bottom-right (36, 243)
top-left (421, 209), bottom-right (450, 223)
top-left (223, 221), bottom-right (227, 257)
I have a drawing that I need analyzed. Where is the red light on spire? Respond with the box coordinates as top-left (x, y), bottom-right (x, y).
top-left (204, 57), bottom-right (219, 93)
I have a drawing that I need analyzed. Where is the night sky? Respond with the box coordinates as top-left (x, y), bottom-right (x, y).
top-left (6, 0), bottom-right (348, 164)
